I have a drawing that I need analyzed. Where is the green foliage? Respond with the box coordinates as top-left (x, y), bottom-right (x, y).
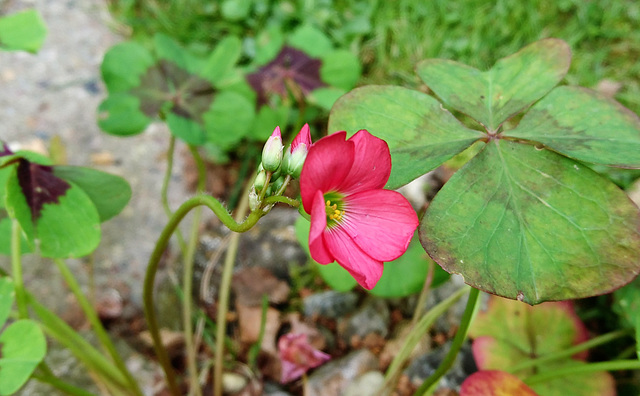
top-left (0, 149), bottom-right (131, 258)
top-left (98, 34), bottom-right (255, 149)
top-left (0, 10), bottom-right (46, 53)
top-left (329, 39), bottom-right (640, 304)
top-left (294, 216), bottom-right (449, 296)
top-left (0, 277), bottom-right (46, 395)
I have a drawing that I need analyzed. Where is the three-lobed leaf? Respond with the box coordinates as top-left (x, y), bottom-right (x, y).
top-left (420, 140), bottom-right (640, 304)
top-left (416, 38), bottom-right (571, 131)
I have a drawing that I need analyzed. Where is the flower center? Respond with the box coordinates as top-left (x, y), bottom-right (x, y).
top-left (323, 193), bottom-right (346, 227)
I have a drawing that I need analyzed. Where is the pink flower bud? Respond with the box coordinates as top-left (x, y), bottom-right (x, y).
top-left (262, 126), bottom-right (284, 172)
top-left (278, 333), bottom-right (330, 383)
top-left (284, 124), bottom-right (312, 179)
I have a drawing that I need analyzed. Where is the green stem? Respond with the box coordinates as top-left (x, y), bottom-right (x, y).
top-left (524, 360), bottom-right (640, 385)
top-left (32, 372), bottom-right (97, 396)
top-left (383, 286), bottom-right (469, 392)
top-left (509, 329), bottom-right (632, 374)
top-left (53, 258), bottom-right (143, 396)
top-left (214, 184), bottom-right (251, 396)
top-left (184, 145), bottom-right (206, 396)
top-left (11, 219), bottom-right (28, 318)
top-left (143, 194), bottom-right (296, 395)
top-left (162, 136), bottom-right (187, 255)
top-left (415, 287), bottom-right (481, 396)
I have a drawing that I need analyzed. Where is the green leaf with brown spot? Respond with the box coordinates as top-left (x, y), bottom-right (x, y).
top-left (461, 371), bottom-right (539, 396)
top-left (416, 39), bottom-right (571, 131)
top-left (328, 85), bottom-right (484, 189)
top-left (504, 86), bottom-right (640, 168)
top-left (420, 140), bottom-right (640, 304)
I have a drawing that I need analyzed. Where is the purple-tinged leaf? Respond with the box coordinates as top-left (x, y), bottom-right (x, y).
top-left (16, 159), bottom-right (70, 221)
top-left (246, 46), bottom-right (326, 107)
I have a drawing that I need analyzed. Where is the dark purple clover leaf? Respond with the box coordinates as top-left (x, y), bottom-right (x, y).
top-left (247, 46), bottom-right (327, 107)
top-left (1, 151), bottom-right (100, 258)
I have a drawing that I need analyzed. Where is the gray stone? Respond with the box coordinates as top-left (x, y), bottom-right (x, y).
top-left (305, 349), bottom-right (379, 396)
top-left (342, 371), bottom-right (385, 396)
top-left (341, 297), bottom-right (390, 341)
top-left (403, 340), bottom-right (477, 392)
top-left (303, 290), bottom-right (359, 319)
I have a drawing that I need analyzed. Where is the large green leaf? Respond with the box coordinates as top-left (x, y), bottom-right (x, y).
top-left (320, 50), bottom-right (361, 91)
top-left (504, 86), bottom-right (640, 168)
top-left (53, 166), bottom-right (131, 222)
top-left (0, 320), bottom-right (47, 395)
top-left (420, 140), bottom-right (640, 304)
top-left (416, 39), bottom-right (570, 131)
top-left (0, 10), bottom-right (46, 53)
top-left (6, 166), bottom-right (101, 258)
top-left (202, 36), bottom-right (243, 87)
top-left (203, 91), bottom-right (255, 149)
top-left (328, 85), bottom-right (484, 189)
top-left (470, 297), bottom-right (614, 396)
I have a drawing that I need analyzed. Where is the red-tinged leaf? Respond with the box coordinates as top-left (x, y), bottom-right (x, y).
top-left (470, 296), bottom-right (615, 396)
top-left (246, 46), bottom-right (326, 107)
top-left (461, 371), bottom-right (539, 396)
top-left (16, 159), bottom-right (70, 221)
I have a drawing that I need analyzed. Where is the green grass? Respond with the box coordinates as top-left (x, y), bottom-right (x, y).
top-left (362, 0), bottom-right (640, 113)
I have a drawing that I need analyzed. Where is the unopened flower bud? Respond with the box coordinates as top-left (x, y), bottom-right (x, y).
top-left (254, 169), bottom-right (267, 192)
top-left (284, 123), bottom-right (312, 179)
top-left (262, 126), bottom-right (284, 172)
top-left (270, 175), bottom-right (285, 194)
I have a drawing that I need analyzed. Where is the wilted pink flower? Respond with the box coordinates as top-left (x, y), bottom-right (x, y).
top-left (299, 130), bottom-right (418, 290)
top-left (284, 123), bottom-right (312, 178)
top-left (278, 333), bottom-right (330, 383)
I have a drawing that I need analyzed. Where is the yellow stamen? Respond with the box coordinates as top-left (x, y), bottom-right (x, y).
top-left (325, 199), bottom-right (345, 223)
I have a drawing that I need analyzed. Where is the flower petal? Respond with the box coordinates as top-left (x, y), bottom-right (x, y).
top-left (342, 189), bottom-right (418, 261)
top-left (300, 132), bottom-right (354, 213)
top-left (338, 130), bottom-right (392, 194)
top-left (309, 190), bottom-right (334, 264)
top-left (324, 227), bottom-right (384, 290)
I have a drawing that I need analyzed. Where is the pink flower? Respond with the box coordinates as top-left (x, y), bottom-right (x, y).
top-left (278, 333), bottom-right (330, 383)
top-left (299, 130), bottom-right (419, 290)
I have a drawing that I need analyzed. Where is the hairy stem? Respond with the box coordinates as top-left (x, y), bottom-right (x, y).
top-left (143, 194), bottom-right (298, 395)
top-left (161, 136), bottom-right (187, 254)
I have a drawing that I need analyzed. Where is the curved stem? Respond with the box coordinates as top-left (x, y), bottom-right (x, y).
top-left (214, 181), bottom-right (251, 396)
top-left (143, 194), bottom-right (296, 395)
top-left (524, 360), bottom-right (640, 385)
top-left (183, 145), bottom-right (206, 396)
top-left (416, 287), bottom-right (481, 396)
top-left (53, 258), bottom-right (143, 396)
top-left (11, 219), bottom-right (28, 318)
top-left (509, 329), bottom-right (632, 374)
